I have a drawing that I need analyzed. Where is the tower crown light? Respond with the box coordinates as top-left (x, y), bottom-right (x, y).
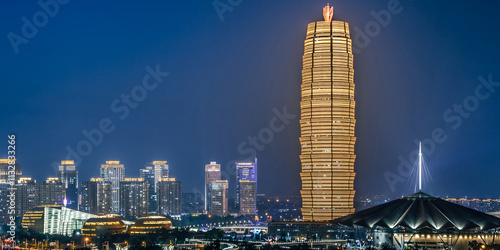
top-left (323, 3), bottom-right (334, 22)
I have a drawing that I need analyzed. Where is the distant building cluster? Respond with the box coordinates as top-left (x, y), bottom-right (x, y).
top-left (445, 197), bottom-right (500, 213)
top-left (204, 158), bottom-right (258, 217)
top-left (0, 157), bottom-right (260, 225)
top-left (0, 159), bottom-right (181, 223)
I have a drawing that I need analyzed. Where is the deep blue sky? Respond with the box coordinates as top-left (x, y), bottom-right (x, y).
top-left (1, 0), bottom-right (500, 199)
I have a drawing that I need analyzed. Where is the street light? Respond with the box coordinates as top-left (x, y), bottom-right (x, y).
top-left (85, 237), bottom-right (89, 248)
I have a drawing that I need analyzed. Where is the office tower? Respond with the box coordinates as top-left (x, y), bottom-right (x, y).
top-left (16, 177), bottom-right (39, 218)
top-left (40, 177), bottom-right (66, 205)
top-left (0, 159), bottom-right (22, 184)
top-left (57, 160), bottom-right (78, 209)
top-left (205, 161), bottom-right (221, 211)
top-left (235, 158), bottom-right (257, 214)
top-left (80, 178), bottom-right (112, 215)
top-left (100, 161), bottom-right (125, 213)
top-left (238, 180), bottom-right (256, 215)
top-left (140, 161), bottom-right (169, 214)
top-left (157, 178), bottom-right (182, 215)
top-left (208, 180), bottom-right (228, 216)
top-left (120, 178), bottom-right (148, 220)
top-left (300, 4), bottom-right (356, 221)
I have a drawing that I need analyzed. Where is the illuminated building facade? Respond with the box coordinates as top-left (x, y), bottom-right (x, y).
top-left (80, 178), bottom-right (112, 215)
top-left (57, 160), bottom-right (78, 209)
top-left (157, 177), bottom-right (181, 215)
top-left (235, 158), bottom-right (257, 213)
top-left (16, 177), bottom-right (40, 218)
top-left (238, 180), bottom-right (256, 215)
top-left (0, 159), bottom-right (22, 183)
top-left (205, 161), bottom-right (221, 211)
top-left (40, 177), bottom-right (65, 206)
top-left (128, 215), bottom-right (172, 234)
top-left (209, 180), bottom-right (229, 216)
top-left (119, 178), bottom-right (148, 220)
top-left (81, 214), bottom-right (127, 237)
top-left (140, 161), bottom-right (169, 214)
top-left (300, 5), bottom-right (356, 221)
top-left (22, 205), bottom-right (94, 236)
top-left (100, 161), bottom-right (125, 213)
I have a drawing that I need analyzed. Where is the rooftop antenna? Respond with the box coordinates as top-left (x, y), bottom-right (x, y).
top-left (418, 141), bottom-right (422, 192)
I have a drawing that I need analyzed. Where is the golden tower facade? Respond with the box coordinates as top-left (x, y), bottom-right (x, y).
top-left (300, 7), bottom-right (356, 221)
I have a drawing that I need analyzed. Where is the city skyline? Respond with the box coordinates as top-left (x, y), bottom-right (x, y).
top-left (2, 1), bottom-right (500, 201)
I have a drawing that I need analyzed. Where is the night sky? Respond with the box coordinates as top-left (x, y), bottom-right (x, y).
top-left (1, 0), bottom-right (500, 200)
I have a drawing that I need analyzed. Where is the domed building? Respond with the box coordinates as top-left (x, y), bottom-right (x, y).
top-left (128, 215), bottom-right (172, 234)
top-left (81, 214), bottom-right (127, 237)
top-left (332, 192), bottom-right (500, 249)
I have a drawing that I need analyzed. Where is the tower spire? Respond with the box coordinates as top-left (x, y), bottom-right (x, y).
top-left (323, 3), bottom-right (334, 22)
top-left (419, 141), bottom-right (422, 192)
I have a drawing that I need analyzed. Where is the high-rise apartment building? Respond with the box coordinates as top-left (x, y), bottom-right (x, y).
top-left (0, 159), bottom-right (20, 223)
top-left (300, 4), bottom-right (356, 221)
top-left (40, 177), bottom-right (65, 206)
top-left (16, 177), bottom-right (39, 218)
top-left (235, 158), bottom-right (257, 214)
top-left (205, 161), bottom-right (221, 211)
top-left (0, 159), bottom-right (22, 184)
top-left (119, 178), bottom-right (148, 220)
top-left (208, 180), bottom-right (228, 216)
top-left (100, 161), bottom-right (125, 213)
top-left (57, 160), bottom-right (78, 209)
top-left (140, 161), bottom-right (169, 214)
top-left (80, 178), bottom-right (112, 215)
top-left (157, 177), bottom-right (182, 215)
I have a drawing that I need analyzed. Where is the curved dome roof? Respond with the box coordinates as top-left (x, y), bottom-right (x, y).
top-left (332, 192), bottom-right (500, 231)
top-left (81, 214), bottom-right (127, 237)
top-left (128, 215), bottom-right (172, 234)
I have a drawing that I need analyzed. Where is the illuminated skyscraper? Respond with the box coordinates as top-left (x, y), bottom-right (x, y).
top-left (209, 180), bottom-right (228, 216)
top-left (16, 177), bottom-right (39, 218)
top-left (119, 178), bottom-right (149, 220)
top-left (80, 178), bottom-right (112, 215)
top-left (140, 161), bottom-right (169, 214)
top-left (0, 158), bottom-right (22, 183)
top-left (158, 177), bottom-right (182, 215)
top-left (235, 158), bottom-right (257, 214)
top-left (40, 177), bottom-right (65, 206)
top-left (300, 4), bottom-right (356, 221)
top-left (205, 161), bottom-right (221, 211)
top-left (100, 161), bottom-right (125, 213)
top-left (57, 160), bottom-right (78, 209)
